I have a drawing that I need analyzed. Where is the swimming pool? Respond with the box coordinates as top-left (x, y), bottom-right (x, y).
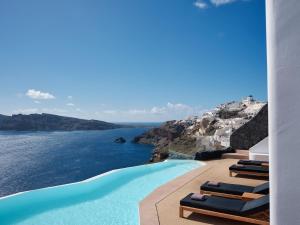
top-left (0, 160), bottom-right (203, 225)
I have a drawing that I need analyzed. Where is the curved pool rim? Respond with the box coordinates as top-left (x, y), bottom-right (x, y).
top-left (0, 159), bottom-right (205, 225)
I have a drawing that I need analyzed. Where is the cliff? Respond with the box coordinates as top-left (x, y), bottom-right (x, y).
top-left (133, 96), bottom-right (268, 162)
top-left (0, 113), bottom-right (125, 131)
top-left (230, 104), bottom-right (268, 149)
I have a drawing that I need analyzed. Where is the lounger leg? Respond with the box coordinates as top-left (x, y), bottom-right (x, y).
top-left (180, 206), bottom-right (269, 225)
top-left (179, 206), bottom-right (184, 218)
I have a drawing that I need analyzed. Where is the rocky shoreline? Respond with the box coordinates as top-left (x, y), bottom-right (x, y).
top-left (133, 96), bottom-right (268, 162)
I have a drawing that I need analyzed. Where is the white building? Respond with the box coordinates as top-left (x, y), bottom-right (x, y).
top-left (242, 95), bottom-right (254, 105)
top-left (249, 137), bottom-right (269, 161)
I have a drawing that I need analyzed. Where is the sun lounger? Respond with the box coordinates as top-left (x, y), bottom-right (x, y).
top-left (179, 193), bottom-right (269, 225)
top-left (200, 181), bottom-right (269, 199)
top-left (229, 164), bottom-right (269, 177)
top-left (238, 160), bottom-right (269, 167)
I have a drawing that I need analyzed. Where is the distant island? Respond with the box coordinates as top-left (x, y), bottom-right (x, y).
top-left (0, 113), bottom-right (126, 131)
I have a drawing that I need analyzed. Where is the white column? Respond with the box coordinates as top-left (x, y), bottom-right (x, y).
top-left (266, 0), bottom-right (300, 225)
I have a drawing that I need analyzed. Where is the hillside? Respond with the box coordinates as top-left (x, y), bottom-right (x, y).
top-left (0, 113), bottom-right (125, 131)
top-left (133, 96), bottom-right (268, 162)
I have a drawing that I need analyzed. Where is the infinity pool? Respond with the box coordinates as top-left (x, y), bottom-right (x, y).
top-left (0, 160), bottom-right (203, 225)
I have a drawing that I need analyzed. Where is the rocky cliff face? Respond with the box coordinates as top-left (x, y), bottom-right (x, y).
top-left (133, 96), bottom-right (267, 162)
top-left (230, 104), bottom-right (268, 149)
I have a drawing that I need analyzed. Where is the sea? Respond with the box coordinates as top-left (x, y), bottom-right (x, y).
top-left (0, 126), bottom-right (158, 197)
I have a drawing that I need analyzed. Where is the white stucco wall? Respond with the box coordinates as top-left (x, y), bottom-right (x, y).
top-left (266, 0), bottom-right (300, 224)
top-left (249, 137), bottom-right (269, 161)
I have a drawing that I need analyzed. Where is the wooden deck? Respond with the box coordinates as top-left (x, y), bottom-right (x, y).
top-left (139, 159), bottom-right (268, 225)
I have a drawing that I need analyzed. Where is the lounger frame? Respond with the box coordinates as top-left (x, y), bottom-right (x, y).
top-left (229, 170), bottom-right (269, 178)
top-left (200, 190), bottom-right (243, 199)
top-left (179, 205), bottom-right (269, 225)
top-left (200, 190), bottom-right (264, 200)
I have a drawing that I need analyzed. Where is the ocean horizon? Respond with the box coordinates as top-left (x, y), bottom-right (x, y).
top-left (0, 127), bottom-right (155, 197)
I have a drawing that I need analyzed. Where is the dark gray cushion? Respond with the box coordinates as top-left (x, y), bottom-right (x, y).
top-left (180, 193), bottom-right (269, 216)
top-left (253, 182), bottom-right (269, 194)
top-left (180, 193), bottom-right (246, 215)
top-left (238, 160), bottom-right (268, 166)
top-left (230, 165), bottom-right (269, 173)
top-left (242, 195), bottom-right (270, 215)
top-left (201, 181), bottom-right (254, 195)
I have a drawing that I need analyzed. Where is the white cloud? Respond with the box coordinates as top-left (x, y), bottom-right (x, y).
top-left (66, 103), bottom-right (75, 107)
top-left (101, 103), bottom-right (199, 117)
top-left (167, 102), bottom-right (192, 111)
top-left (26, 89), bottom-right (55, 100)
top-left (194, 0), bottom-right (248, 9)
top-left (150, 106), bottom-right (166, 114)
top-left (210, 0), bottom-right (236, 6)
top-left (96, 103), bottom-right (202, 120)
top-left (67, 96), bottom-right (73, 100)
top-left (194, 0), bottom-right (208, 9)
top-left (120, 103), bottom-right (194, 116)
top-left (34, 101), bottom-right (40, 104)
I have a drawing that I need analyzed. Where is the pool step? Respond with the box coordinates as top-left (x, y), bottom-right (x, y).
top-left (222, 149), bottom-right (249, 160)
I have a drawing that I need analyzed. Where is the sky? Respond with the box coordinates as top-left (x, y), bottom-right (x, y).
top-left (0, 0), bottom-right (267, 122)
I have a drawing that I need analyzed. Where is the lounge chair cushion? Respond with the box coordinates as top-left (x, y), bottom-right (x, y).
top-left (201, 181), bottom-right (254, 195)
top-left (230, 165), bottom-right (269, 173)
top-left (180, 193), bottom-right (269, 216)
top-left (238, 160), bottom-right (268, 166)
top-left (242, 195), bottom-right (270, 214)
top-left (180, 193), bottom-right (246, 216)
top-left (253, 182), bottom-right (270, 194)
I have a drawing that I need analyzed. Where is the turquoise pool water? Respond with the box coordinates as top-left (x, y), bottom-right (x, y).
top-left (0, 160), bottom-right (203, 225)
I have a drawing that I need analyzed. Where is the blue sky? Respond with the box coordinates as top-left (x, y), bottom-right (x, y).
top-left (0, 0), bottom-right (267, 122)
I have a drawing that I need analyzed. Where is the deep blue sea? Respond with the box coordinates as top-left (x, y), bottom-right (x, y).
top-left (0, 127), bottom-right (155, 197)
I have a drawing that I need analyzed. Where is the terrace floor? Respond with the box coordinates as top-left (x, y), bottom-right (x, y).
top-left (139, 158), bottom-right (268, 225)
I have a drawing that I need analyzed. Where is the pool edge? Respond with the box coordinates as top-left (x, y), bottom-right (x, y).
top-left (0, 160), bottom-right (199, 201)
